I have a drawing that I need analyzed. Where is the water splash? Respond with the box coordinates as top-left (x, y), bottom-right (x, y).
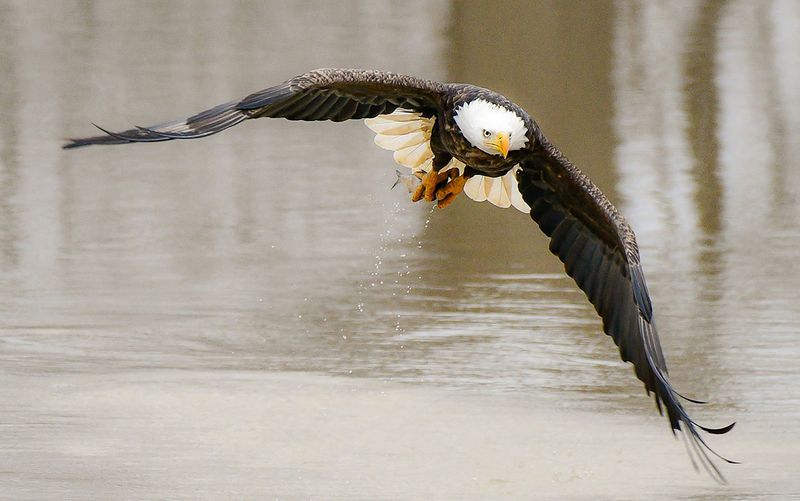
top-left (350, 200), bottom-right (438, 340)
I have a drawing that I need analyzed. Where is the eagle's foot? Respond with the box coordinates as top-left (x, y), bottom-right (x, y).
top-left (435, 174), bottom-right (467, 209)
top-left (411, 169), bottom-right (452, 203)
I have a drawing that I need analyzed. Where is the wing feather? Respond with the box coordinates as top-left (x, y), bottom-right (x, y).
top-left (373, 130), bottom-right (428, 150)
top-left (517, 139), bottom-right (735, 482)
top-left (63, 69), bottom-right (445, 149)
top-left (284, 92), bottom-right (332, 120)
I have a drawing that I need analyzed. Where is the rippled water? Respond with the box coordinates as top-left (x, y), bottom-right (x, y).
top-left (1, 1), bottom-right (799, 499)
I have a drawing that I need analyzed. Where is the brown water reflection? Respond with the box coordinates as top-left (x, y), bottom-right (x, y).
top-left (0, 0), bottom-right (799, 499)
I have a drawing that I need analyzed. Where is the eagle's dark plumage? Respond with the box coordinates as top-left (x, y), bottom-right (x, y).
top-left (64, 68), bottom-right (735, 481)
top-left (63, 69), bottom-right (445, 148)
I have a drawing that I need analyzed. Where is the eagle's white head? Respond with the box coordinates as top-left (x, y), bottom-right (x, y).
top-left (453, 98), bottom-right (528, 158)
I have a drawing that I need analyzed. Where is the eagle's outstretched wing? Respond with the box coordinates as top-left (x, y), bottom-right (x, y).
top-left (517, 134), bottom-right (735, 482)
top-left (63, 69), bottom-right (446, 149)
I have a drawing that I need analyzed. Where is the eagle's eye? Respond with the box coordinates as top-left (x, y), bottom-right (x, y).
top-left (482, 129), bottom-right (491, 138)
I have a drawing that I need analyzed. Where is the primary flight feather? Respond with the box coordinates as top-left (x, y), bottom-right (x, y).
top-left (64, 68), bottom-right (735, 480)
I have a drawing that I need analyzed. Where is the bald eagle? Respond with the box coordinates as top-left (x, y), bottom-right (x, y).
top-left (64, 68), bottom-right (735, 480)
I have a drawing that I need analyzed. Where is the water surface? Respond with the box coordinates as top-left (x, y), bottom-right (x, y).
top-left (0, 1), bottom-right (798, 499)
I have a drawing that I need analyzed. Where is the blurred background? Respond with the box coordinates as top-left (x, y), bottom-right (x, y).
top-left (0, 1), bottom-right (798, 499)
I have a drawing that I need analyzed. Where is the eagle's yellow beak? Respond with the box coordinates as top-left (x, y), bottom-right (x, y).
top-left (488, 131), bottom-right (510, 158)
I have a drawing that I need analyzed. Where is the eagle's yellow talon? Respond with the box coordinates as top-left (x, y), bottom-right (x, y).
top-left (411, 183), bottom-right (426, 202)
top-left (436, 193), bottom-right (457, 209)
top-left (412, 169), bottom-right (451, 203)
top-left (435, 174), bottom-right (467, 208)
